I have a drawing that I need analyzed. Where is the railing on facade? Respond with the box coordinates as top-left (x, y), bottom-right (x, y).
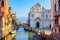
top-left (54, 24), bottom-right (60, 27)
top-left (54, 10), bottom-right (60, 17)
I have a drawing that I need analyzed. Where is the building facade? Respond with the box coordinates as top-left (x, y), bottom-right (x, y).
top-left (28, 3), bottom-right (51, 30)
top-left (12, 13), bottom-right (17, 30)
top-left (8, 7), bottom-right (12, 33)
top-left (0, 0), bottom-right (12, 40)
top-left (51, 0), bottom-right (60, 40)
top-left (0, 0), bottom-right (2, 39)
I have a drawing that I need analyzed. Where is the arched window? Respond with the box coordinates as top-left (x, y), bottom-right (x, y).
top-left (36, 22), bottom-right (39, 28)
top-left (58, 0), bottom-right (60, 10)
top-left (2, 0), bottom-right (4, 7)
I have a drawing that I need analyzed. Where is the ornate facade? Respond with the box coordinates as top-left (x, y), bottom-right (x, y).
top-left (28, 3), bottom-right (51, 30)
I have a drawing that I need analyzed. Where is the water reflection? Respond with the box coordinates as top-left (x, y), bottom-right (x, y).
top-left (15, 28), bottom-right (51, 40)
top-left (16, 27), bottom-right (29, 40)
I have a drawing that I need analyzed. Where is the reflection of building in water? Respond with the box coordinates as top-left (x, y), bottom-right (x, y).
top-left (28, 3), bottom-right (51, 30)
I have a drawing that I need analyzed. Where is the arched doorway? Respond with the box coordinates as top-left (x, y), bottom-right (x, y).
top-left (36, 22), bottom-right (40, 28)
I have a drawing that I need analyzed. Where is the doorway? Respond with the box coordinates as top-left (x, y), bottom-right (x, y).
top-left (36, 22), bottom-right (40, 28)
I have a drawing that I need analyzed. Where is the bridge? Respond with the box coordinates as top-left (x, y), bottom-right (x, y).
top-left (12, 18), bottom-right (53, 40)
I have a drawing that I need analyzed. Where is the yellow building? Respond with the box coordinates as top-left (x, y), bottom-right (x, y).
top-left (8, 7), bottom-right (12, 33)
top-left (12, 13), bottom-right (16, 30)
top-left (12, 13), bottom-right (16, 19)
top-left (5, 7), bottom-right (12, 40)
top-left (1, 0), bottom-right (12, 40)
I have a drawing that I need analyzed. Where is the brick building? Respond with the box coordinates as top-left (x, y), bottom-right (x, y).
top-left (51, 0), bottom-right (60, 40)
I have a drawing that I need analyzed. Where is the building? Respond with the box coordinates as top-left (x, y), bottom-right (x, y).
top-left (51, 0), bottom-right (60, 40)
top-left (8, 7), bottom-right (12, 33)
top-left (12, 13), bottom-right (17, 30)
top-left (28, 3), bottom-right (51, 30)
top-left (12, 13), bottom-right (16, 20)
top-left (0, 0), bottom-right (12, 40)
top-left (27, 3), bottom-right (51, 40)
top-left (6, 7), bottom-right (12, 40)
top-left (0, 0), bottom-right (2, 39)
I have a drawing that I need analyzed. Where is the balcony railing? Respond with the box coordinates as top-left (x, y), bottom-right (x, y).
top-left (54, 10), bottom-right (60, 17)
top-left (54, 24), bottom-right (60, 28)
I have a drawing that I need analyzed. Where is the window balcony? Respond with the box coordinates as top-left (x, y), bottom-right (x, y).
top-left (54, 10), bottom-right (60, 17)
top-left (54, 24), bottom-right (60, 28)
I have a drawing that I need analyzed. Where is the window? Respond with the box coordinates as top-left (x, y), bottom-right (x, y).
top-left (2, 0), bottom-right (4, 7)
top-left (55, 29), bottom-right (56, 32)
top-left (42, 14), bottom-right (44, 18)
top-left (0, 11), bottom-right (1, 16)
top-left (36, 8), bottom-right (39, 11)
top-left (52, 28), bottom-right (53, 31)
top-left (0, 12), bottom-right (3, 16)
top-left (55, 4), bottom-right (56, 11)
top-left (46, 15), bottom-right (48, 19)
top-left (2, 17), bottom-right (4, 26)
top-left (0, 20), bottom-right (2, 25)
top-left (58, 0), bottom-right (60, 10)
top-left (49, 25), bottom-right (51, 28)
top-left (59, 28), bottom-right (60, 34)
top-left (49, 15), bottom-right (51, 17)
top-left (55, 18), bottom-right (58, 24)
top-left (32, 14), bottom-right (34, 17)
top-left (36, 22), bottom-right (39, 28)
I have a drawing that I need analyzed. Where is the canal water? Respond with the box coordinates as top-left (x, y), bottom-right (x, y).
top-left (14, 27), bottom-right (51, 40)
top-left (15, 27), bottom-right (29, 40)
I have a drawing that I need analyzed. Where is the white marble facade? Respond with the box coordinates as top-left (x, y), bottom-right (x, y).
top-left (28, 3), bottom-right (51, 29)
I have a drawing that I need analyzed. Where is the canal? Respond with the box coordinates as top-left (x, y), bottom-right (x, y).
top-left (12, 27), bottom-right (51, 40)
top-left (15, 27), bottom-right (36, 40)
top-left (16, 27), bottom-right (29, 40)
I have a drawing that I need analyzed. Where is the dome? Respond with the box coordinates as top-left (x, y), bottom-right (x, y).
top-left (35, 3), bottom-right (41, 7)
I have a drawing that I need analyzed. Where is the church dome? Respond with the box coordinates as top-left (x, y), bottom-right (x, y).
top-left (35, 3), bottom-right (41, 7)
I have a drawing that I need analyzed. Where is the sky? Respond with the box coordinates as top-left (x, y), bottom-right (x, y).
top-left (9, 0), bottom-right (51, 23)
